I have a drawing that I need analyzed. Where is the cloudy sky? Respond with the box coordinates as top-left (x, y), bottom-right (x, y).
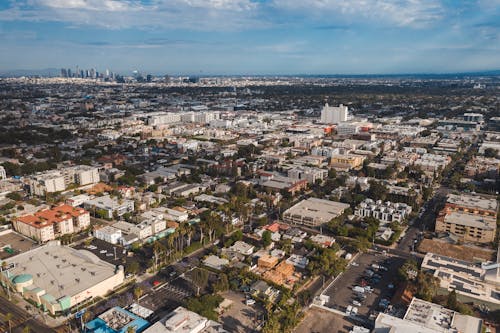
top-left (0, 0), bottom-right (499, 74)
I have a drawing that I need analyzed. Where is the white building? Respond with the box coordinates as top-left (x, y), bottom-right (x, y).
top-left (320, 103), bottom-right (348, 124)
top-left (143, 306), bottom-right (227, 333)
top-left (84, 195), bottom-right (134, 219)
top-left (283, 198), bottom-right (350, 227)
top-left (164, 207), bottom-right (189, 222)
top-left (28, 165), bottom-right (100, 196)
top-left (0, 241), bottom-right (125, 315)
top-left (355, 199), bottom-right (412, 223)
top-left (94, 225), bottom-right (123, 244)
top-left (0, 166), bottom-right (6, 180)
top-left (28, 171), bottom-right (66, 196)
top-left (287, 166), bottom-right (328, 184)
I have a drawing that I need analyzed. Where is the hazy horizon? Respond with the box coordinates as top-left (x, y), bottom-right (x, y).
top-left (1, 1), bottom-right (499, 75)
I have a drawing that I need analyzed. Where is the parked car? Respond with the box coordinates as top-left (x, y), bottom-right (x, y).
top-left (245, 299), bottom-right (256, 306)
top-left (352, 300), bottom-right (362, 306)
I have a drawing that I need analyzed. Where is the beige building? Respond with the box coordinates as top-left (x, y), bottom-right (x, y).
top-left (435, 211), bottom-right (496, 243)
top-left (283, 197), bottom-right (350, 227)
top-left (0, 241), bottom-right (124, 315)
top-left (330, 154), bottom-right (365, 171)
top-left (13, 204), bottom-right (90, 242)
top-left (435, 194), bottom-right (498, 243)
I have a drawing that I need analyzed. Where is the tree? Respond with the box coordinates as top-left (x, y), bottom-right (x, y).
top-left (262, 230), bottom-right (272, 247)
top-left (133, 286), bottom-right (144, 301)
top-left (484, 148), bottom-right (498, 158)
top-left (446, 289), bottom-right (458, 310)
top-left (126, 261), bottom-right (140, 275)
top-left (22, 326), bottom-right (30, 333)
top-left (6, 192), bottom-right (22, 201)
top-left (126, 326), bottom-right (136, 333)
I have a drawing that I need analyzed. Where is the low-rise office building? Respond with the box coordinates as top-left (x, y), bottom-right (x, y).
top-left (283, 197), bottom-right (350, 227)
top-left (374, 297), bottom-right (482, 333)
top-left (421, 252), bottom-right (500, 308)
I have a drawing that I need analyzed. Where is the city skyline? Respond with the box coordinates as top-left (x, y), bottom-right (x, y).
top-left (0, 0), bottom-right (499, 75)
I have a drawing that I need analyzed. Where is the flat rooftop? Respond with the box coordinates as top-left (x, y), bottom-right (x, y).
top-left (446, 193), bottom-right (498, 212)
top-left (0, 230), bottom-right (36, 260)
top-left (4, 241), bottom-right (118, 299)
top-left (284, 198), bottom-right (350, 222)
top-left (443, 211), bottom-right (496, 230)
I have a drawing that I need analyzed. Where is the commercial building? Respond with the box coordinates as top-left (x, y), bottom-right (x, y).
top-left (283, 198), bottom-right (350, 227)
top-left (84, 195), bottom-right (134, 219)
top-left (354, 199), bottom-right (412, 224)
top-left (421, 252), bottom-right (500, 308)
top-left (0, 241), bottom-right (124, 315)
top-left (374, 297), bottom-right (482, 333)
top-left (320, 103), bottom-right (348, 124)
top-left (86, 306), bottom-right (150, 333)
top-left (94, 225), bottom-right (123, 244)
top-left (143, 306), bottom-right (227, 333)
top-left (13, 204), bottom-right (90, 242)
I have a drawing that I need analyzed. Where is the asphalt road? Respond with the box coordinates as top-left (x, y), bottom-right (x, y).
top-left (0, 296), bottom-right (55, 333)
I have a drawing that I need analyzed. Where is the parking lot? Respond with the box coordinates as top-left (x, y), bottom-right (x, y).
top-left (138, 275), bottom-right (194, 318)
top-left (0, 231), bottom-right (37, 259)
top-left (219, 291), bottom-right (264, 333)
top-left (323, 252), bottom-right (406, 321)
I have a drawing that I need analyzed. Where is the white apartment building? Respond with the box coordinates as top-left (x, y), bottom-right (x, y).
top-left (84, 195), bottom-right (134, 219)
top-left (287, 166), bottom-right (328, 184)
top-left (320, 103), bottom-right (348, 124)
top-left (311, 146), bottom-right (341, 158)
top-left (28, 165), bottom-right (100, 196)
top-left (355, 199), bottom-right (412, 223)
top-left (164, 207), bottom-right (189, 222)
top-left (148, 113), bottom-right (182, 126)
top-left (28, 171), bottom-right (66, 196)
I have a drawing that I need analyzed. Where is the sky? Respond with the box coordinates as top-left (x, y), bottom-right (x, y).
top-left (0, 0), bottom-right (499, 75)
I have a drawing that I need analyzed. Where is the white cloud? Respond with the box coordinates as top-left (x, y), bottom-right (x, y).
top-left (34, 0), bottom-right (135, 11)
top-left (0, 0), bottom-right (264, 30)
top-left (271, 0), bottom-right (444, 28)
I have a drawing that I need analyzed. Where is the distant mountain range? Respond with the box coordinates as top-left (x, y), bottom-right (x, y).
top-left (0, 68), bottom-right (499, 78)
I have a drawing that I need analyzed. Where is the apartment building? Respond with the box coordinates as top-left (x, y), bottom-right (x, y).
top-left (435, 194), bottom-right (498, 243)
top-left (287, 166), bottom-right (328, 184)
top-left (28, 165), bottom-right (100, 195)
top-left (13, 204), bottom-right (90, 242)
top-left (330, 153), bottom-right (365, 171)
top-left (83, 195), bottom-right (134, 219)
top-left (354, 199), bottom-right (412, 223)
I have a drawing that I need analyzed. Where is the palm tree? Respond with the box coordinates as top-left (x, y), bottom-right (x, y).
top-left (22, 325), bottom-right (30, 333)
top-left (126, 326), bottom-right (136, 333)
top-left (185, 224), bottom-right (194, 247)
top-left (167, 233), bottom-right (175, 260)
top-left (5, 312), bottom-right (12, 333)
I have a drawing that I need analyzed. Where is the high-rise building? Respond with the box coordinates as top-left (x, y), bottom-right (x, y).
top-left (320, 103), bottom-right (348, 124)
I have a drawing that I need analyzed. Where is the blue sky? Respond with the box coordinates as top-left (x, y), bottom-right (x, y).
top-left (0, 0), bottom-right (499, 75)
